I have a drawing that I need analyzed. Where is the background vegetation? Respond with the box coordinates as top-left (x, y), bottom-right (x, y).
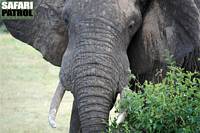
top-left (110, 64), bottom-right (200, 133)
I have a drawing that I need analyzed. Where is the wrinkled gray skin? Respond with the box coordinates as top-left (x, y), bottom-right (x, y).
top-left (4, 0), bottom-right (200, 132)
top-left (54, 0), bottom-right (142, 132)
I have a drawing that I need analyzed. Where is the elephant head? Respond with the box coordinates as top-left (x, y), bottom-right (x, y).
top-left (4, 0), bottom-right (200, 132)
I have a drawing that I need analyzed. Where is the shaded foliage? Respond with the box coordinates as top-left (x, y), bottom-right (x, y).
top-left (110, 64), bottom-right (200, 133)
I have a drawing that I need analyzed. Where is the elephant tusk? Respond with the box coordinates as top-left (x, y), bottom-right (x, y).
top-left (48, 82), bottom-right (65, 128)
top-left (116, 111), bottom-right (127, 125)
top-left (48, 108), bottom-right (57, 128)
top-left (115, 87), bottom-right (130, 125)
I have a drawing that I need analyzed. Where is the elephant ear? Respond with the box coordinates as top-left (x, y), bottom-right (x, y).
top-left (128, 0), bottom-right (200, 74)
top-left (4, 0), bottom-right (68, 66)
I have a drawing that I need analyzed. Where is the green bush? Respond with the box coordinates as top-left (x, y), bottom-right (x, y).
top-left (110, 65), bottom-right (200, 133)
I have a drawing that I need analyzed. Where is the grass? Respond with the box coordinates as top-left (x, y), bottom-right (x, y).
top-left (0, 33), bottom-right (73, 133)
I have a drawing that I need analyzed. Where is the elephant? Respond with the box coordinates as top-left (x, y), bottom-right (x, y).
top-left (3, 0), bottom-right (200, 132)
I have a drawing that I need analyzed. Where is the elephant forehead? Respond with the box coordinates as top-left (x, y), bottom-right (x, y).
top-left (118, 0), bottom-right (129, 10)
top-left (64, 0), bottom-right (126, 31)
top-left (69, 0), bottom-right (123, 19)
top-left (118, 0), bottom-right (139, 19)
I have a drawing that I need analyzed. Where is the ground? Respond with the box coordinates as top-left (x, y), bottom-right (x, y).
top-left (0, 33), bottom-right (73, 133)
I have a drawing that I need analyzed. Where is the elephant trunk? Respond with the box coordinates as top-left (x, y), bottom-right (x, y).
top-left (77, 86), bottom-right (113, 132)
top-left (72, 31), bottom-right (126, 132)
top-left (74, 62), bottom-right (117, 132)
top-left (59, 19), bottom-right (130, 132)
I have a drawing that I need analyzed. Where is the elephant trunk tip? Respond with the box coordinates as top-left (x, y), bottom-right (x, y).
top-left (48, 108), bottom-right (57, 128)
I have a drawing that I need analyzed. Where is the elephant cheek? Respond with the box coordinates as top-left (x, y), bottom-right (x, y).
top-left (59, 50), bottom-right (74, 92)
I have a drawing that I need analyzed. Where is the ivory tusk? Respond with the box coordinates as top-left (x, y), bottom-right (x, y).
top-left (116, 111), bottom-right (127, 125)
top-left (48, 82), bottom-right (65, 128)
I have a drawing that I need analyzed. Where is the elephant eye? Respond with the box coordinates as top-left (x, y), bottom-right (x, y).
top-left (128, 21), bottom-right (135, 30)
top-left (128, 20), bottom-right (136, 36)
top-left (64, 17), bottom-right (69, 24)
top-left (63, 11), bottom-right (70, 24)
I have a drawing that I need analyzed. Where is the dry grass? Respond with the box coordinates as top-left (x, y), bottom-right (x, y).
top-left (0, 33), bottom-right (73, 133)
